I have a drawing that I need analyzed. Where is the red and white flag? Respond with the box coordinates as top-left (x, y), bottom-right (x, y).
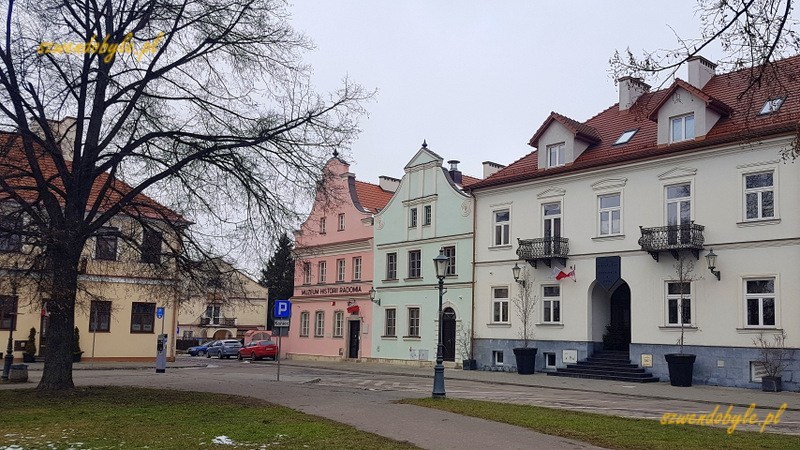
top-left (555, 266), bottom-right (576, 282)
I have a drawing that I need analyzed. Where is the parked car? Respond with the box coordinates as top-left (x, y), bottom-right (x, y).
top-left (206, 339), bottom-right (242, 359)
top-left (187, 341), bottom-right (216, 357)
top-left (238, 340), bottom-right (278, 361)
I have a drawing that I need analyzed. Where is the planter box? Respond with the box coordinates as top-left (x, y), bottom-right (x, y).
top-left (665, 353), bottom-right (696, 387)
top-left (462, 359), bottom-right (477, 370)
top-left (762, 376), bottom-right (783, 392)
top-left (513, 347), bottom-right (537, 375)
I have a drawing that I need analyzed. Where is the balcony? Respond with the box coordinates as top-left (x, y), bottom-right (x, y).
top-left (199, 317), bottom-right (236, 327)
top-left (638, 224), bottom-right (704, 262)
top-left (516, 237), bottom-right (569, 268)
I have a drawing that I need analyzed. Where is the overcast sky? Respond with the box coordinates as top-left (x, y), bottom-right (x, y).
top-left (287, 1), bottom-right (720, 181)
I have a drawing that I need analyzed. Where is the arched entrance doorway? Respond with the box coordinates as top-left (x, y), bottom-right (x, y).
top-left (590, 280), bottom-right (631, 352)
top-left (441, 308), bottom-right (456, 362)
top-left (212, 329), bottom-right (233, 340)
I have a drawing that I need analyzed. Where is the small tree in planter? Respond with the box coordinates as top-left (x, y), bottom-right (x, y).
top-left (664, 256), bottom-right (699, 387)
top-left (754, 330), bottom-right (790, 392)
top-left (458, 325), bottom-right (476, 370)
top-left (73, 327), bottom-right (84, 363)
top-left (511, 264), bottom-right (538, 374)
top-left (23, 328), bottom-right (37, 363)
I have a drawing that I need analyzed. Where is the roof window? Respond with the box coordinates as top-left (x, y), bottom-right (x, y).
top-left (759, 97), bottom-right (786, 115)
top-left (613, 129), bottom-right (638, 145)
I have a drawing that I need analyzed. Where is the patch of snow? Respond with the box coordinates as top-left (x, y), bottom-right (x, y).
top-left (212, 436), bottom-right (235, 445)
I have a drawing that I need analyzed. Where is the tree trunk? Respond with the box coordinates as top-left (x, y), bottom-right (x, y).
top-left (36, 236), bottom-right (82, 391)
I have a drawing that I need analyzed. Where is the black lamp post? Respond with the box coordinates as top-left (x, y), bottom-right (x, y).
top-left (368, 287), bottom-right (380, 306)
top-left (705, 248), bottom-right (721, 280)
top-left (432, 251), bottom-right (449, 398)
top-left (2, 264), bottom-right (18, 380)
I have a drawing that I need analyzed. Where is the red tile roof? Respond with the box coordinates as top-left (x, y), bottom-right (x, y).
top-left (460, 174), bottom-right (482, 188)
top-left (0, 132), bottom-right (185, 223)
top-left (646, 78), bottom-right (732, 121)
top-left (529, 111), bottom-right (602, 147)
top-left (471, 55), bottom-right (800, 190)
top-left (354, 180), bottom-right (393, 213)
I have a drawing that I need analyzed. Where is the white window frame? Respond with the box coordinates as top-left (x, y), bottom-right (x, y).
top-left (743, 171), bottom-right (775, 221)
top-left (492, 350), bottom-right (504, 366)
top-left (319, 217), bottom-right (326, 234)
top-left (491, 286), bottom-right (510, 323)
top-left (409, 207), bottom-right (418, 228)
top-left (333, 311), bottom-right (344, 337)
top-left (384, 308), bottom-right (396, 337)
top-left (318, 261), bottom-right (327, 284)
top-left (744, 278), bottom-right (777, 328)
top-left (493, 209), bottom-right (510, 246)
top-left (336, 258), bottom-right (346, 282)
top-left (337, 213), bottom-right (345, 231)
top-left (314, 311), bottom-right (325, 337)
top-left (598, 193), bottom-right (622, 236)
top-left (352, 257), bottom-right (362, 281)
top-left (547, 142), bottom-right (565, 168)
top-left (542, 285), bottom-right (561, 323)
top-left (407, 307), bottom-right (420, 337)
top-left (408, 250), bottom-right (421, 278)
top-left (386, 252), bottom-right (397, 280)
top-left (665, 281), bottom-right (692, 327)
top-left (299, 311), bottom-right (310, 337)
top-left (302, 262), bottom-right (311, 285)
top-left (423, 205), bottom-right (432, 226)
top-left (670, 113), bottom-right (695, 143)
top-left (442, 245), bottom-right (456, 276)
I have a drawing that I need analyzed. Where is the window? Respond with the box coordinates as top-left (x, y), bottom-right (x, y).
top-left (493, 209), bottom-right (510, 246)
top-left (759, 97), bottom-right (786, 115)
top-left (141, 228), bottom-right (162, 264)
top-left (319, 217), bottom-right (326, 234)
top-left (302, 262), bottom-right (311, 285)
top-left (492, 287), bottom-right (509, 323)
top-left (333, 311), bottom-right (344, 337)
top-left (423, 205), bottom-right (432, 226)
top-left (204, 304), bottom-right (221, 325)
top-left (744, 172), bottom-right (774, 220)
top-left (614, 129), bottom-right (638, 145)
top-left (665, 183), bottom-right (691, 244)
top-left (89, 300), bottom-right (111, 332)
top-left (0, 295), bottom-right (17, 330)
top-left (336, 258), bottom-right (346, 282)
top-left (314, 311), bottom-right (325, 337)
top-left (386, 253), bottom-right (397, 280)
top-left (409, 208), bottom-right (418, 228)
top-left (318, 261), bottom-right (327, 284)
top-left (544, 352), bottom-right (556, 369)
top-left (95, 226), bottom-right (118, 261)
top-left (352, 257), bottom-right (362, 281)
top-left (407, 307), bottom-right (420, 337)
top-left (670, 113), bottom-right (695, 142)
top-left (337, 213), bottom-right (345, 231)
top-left (441, 245), bottom-right (456, 276)
top-left (384, 308), bottom-right (396, 337)
top-left (182, 330), bottom-right (194, 339)
top-left (746, 279), bottom-right (776, 327)
top-left (666, 282), bottom-right (692, 326)
top-left (0, 216), bottom-right (22, 252)
top-left (542, 285), bottom-right (561, 323)
top-left (408, 250), bottom-right (421, 278)
top-left (547, 142), bottom-right (565, 168)
top-left (492, 350), bottom-right (504, 365)
top-left (130, 302), bottom-right (155, 333)
top-left (598, 193), bottom-right (621, 236)
top-left (299, 311), bottom-right (310, 337)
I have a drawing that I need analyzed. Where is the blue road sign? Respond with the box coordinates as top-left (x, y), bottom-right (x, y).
top-left (274, 300), bottom-right (291, 319)
top-left (156, 307), bottom-right (165, 319)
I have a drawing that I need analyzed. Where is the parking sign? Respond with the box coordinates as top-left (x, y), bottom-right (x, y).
top-left (274, 300), bottom-right (291, 318)
top-left (156, 307), bottom-right (165, 319)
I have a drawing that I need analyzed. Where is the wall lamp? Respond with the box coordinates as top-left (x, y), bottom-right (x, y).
top-left (512, 262), bottom-right (525, 288)
top-left (705, 248), bottom-right (721, 281)
top-left (368, 287), bottom-right (380, 306)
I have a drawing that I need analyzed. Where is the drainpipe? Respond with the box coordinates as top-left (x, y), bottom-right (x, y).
top-left (469, 192), bottom-right (477, 362)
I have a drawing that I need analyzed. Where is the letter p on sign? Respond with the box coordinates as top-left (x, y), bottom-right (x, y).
top-left (274, 300), bottom-right (291, 318)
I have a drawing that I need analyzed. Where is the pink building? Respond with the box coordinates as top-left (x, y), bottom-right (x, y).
top-left (283, 154), bottom-right (395, 360)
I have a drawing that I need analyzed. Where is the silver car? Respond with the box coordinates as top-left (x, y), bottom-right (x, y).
top-left (206, 339), bottom-right (242, 359)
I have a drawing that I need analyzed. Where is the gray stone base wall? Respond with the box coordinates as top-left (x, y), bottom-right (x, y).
top-left (473, 339), bottom-right (600, 372)
top-left (631, 343), bottom-right (799, 390)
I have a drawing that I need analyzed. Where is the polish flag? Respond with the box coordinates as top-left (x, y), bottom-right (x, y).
top-left (556, 266), bottom-right (576, 282)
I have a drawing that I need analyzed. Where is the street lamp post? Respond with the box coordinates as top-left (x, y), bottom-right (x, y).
top-left (2, 264), bottom-right (18, 380)
top-left (432, 251), bottom-right (449, 398)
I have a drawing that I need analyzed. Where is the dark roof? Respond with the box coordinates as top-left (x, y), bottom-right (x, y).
top-left (470, 55), bottom-right (800, 190)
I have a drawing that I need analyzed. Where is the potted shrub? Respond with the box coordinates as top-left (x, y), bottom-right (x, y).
top-left (73, 326), bottom-right (84, 362)
top-left (754, 330), bottom-right (789, 392)
top-left (511, 264), bottom-right (538, 375)
top-left (23, 327), bottom-right (37, 363)
top-left (664, 256), bottom-right (697, 387)
top-left (458, 326), bottom-right (476, 370)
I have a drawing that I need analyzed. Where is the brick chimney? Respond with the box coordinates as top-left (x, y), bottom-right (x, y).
top-left (687, 55), bottom-right (716, 89)
top-left (618, 77), bottom-right (650, 111)
top-left (378, 175), bottom-right (400, 192)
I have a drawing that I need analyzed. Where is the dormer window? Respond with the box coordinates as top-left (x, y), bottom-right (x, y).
top-left (547, 143), bottom-right (565, 168)
top-left (759, 97), bottom-right (786, 115)
top-left (670, 113), bottom-right (695, 143)
top-left (614, 129), bottom-right (638, 145)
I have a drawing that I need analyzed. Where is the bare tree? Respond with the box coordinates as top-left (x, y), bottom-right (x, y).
top-left (511, 266), bottom-right (537, 348)
top-left (671, 256), bottom-right (700, 354)
top-left (0, 0), bottom-right (368, 391)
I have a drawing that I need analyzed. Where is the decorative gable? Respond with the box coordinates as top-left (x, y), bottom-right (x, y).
top-left (529, 112), bottom-right (600, 170)
top-left (404, 141), bottom-right (444, 171)
top-left (649, 79), bottom-right (731, 146)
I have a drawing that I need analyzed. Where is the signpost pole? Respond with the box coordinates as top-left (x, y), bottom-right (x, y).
top-left (272, 300), bottom-right (291, 383)
top-left (277, 332), bottom-right (281, 382)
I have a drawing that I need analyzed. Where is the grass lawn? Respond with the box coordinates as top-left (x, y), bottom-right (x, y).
top-left (0, 386), bottom-right (415, 449)
top-left (401, 398), bottom-right (800, 450)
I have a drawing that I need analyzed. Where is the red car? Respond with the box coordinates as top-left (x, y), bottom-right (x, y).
top-left (238, 340), bottom-right (278, 361)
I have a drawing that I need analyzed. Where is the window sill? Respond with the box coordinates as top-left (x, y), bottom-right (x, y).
top-left (381, 335), bottom-right (397, 339)
top-left (737, 327), bottom-right (782, 334)
top-left (335, 280), bottom-right (346, 284)
top-left (313, 335), bottom-right (325, 339)
top-left (382, 278), bottom-right (399, 283)
top-left (659, 326), bottom-right (698, 331)
top-left (404, 277), bottom-right (423, 281)
top-left (332, 335), bottom-right (344, 339)
top-left (592, 234), bottom-right (625, 242)
top-left (403, 336), bottom-right (421, 340)
top-left (737, 218), bottom-right (781, 227)
top-left (536, 322), bottom-right (564, 328)
top-left (486, 322), bottom-right (511, 327)
top-left (488, 245), bottom-right (513, 251)
top-left (299, 335), bottom-right (309, 338)
top-left (445, 274), bottom-right (458, 279)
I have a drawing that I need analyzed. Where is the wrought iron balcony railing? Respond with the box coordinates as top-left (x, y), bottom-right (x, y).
top-left (199, 317), bottom-right (236, 327)
top-left (638, 223), bottom-right (704, 261)
top-left (516, 237), bottom-right (569, 268)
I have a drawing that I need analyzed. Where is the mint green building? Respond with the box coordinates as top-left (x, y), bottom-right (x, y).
top-left (370, 143), bottom-right (477, 365)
